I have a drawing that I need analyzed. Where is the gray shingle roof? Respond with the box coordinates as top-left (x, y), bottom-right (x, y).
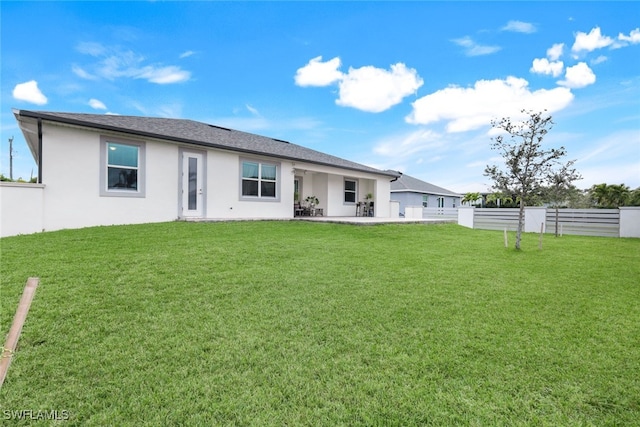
top-left (15, 110), bottom-right (398, 178)
top-left (390, 173), bottom-right (461, 197)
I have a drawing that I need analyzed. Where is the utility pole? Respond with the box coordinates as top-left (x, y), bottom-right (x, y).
top-left (9, 136), bottom-right (14, 180)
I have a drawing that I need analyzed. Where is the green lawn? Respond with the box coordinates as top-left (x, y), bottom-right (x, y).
top-left (1, 221), bottom-right (639, 426)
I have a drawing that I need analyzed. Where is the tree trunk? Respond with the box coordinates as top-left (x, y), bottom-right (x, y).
top-left (516, 203), bottom-right (525, 250)
top-left (554, 206), bottom-right (559, 237)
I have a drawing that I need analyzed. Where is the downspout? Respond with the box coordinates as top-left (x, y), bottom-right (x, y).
top-left (390, 171), bottom-right (402, 217)
top-left (390, 170), bottom-right (402, 183)
top-left (37, 118), bottom-right (42, 184)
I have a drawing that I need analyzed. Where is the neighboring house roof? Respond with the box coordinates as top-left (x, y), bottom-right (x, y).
top-left (390, 172), bottom-right (462, 197)
top-left (14, 110), bottom-right (399, 178)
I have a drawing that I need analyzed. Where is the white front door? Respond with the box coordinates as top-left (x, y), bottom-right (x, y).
top-left (182, 152), bottom-right (204, 217)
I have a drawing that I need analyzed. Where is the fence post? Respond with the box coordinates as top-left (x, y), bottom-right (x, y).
top-left (524, 207), bottom-right (546, 233)
top-left (619, 207), bottom-right (640, 238)
top-left (458, 206), bottom-right (475, 228)
top-left (539, 222), bottom-right (544, 249)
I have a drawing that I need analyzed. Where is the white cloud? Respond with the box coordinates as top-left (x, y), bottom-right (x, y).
top-left (336, 63), bottom-right (423, 113)
top-left (576, 130), bottom-right (640, 188)
top-left (76, 41), bottom-right (106, 57)
top-left (452, 36), bottom-right (501, 56)
top-left (155, 104), bottom-right (184, 118)
top-left (373, 129), bottom-right (443, 157)
top-left (502, 20), bottom-right (537, 34)
top-left (75, 44), bottom-right (191, 84)
top-left (571, 130), bottom-right (640, 189)
top-left (579, 162), bottom-right (640, 189)
top-left (618, 28), bottom-right (640, 44)
top-left (179, 50), bottom-right (195, 59)
top-left (246, 104), bottom-right (260, 116)
top-left (547, 43), bottom-right (564, 61)
top-left (558, 62), bottom-right (596, 89)
top-left (295, 57), bottom-right (423, 113)
top-left (530, 58), bottom-right (564, 77)
top-left (97, 50), bottom-right (142, 80)
top-left (137, 65), bottom-right (190, 84)
top-left (572, 27), bottom-right (614, 53)
top-left (89, 98), bottom-right (107, 110)
top-left (294, 56), bottom-right (343, 87)
top-left (531, 44), bottom-right (565, 77)
top-left (591, 55), bottom-right (608, 65)
top-left (406, 76), bottom-right (574, 132)
top-left (72, 65), bottom-right (98, 80)
top-left (12, 80), bottom-right (48, 105)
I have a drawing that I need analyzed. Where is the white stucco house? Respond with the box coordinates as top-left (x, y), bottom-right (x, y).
top-left (1, 110), bottom-right (400, 237)
top-left (390, 173), bottom-right (462, 216)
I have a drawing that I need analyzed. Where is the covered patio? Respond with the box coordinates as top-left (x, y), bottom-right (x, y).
top-left (293, 167), bottom-right (391, 218)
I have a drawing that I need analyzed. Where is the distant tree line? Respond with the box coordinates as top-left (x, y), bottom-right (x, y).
top-left (587, 183), bottom-right (640, 208)
top-left (0, 173), bottom-right (37, 183)
top-left (464, 184), bottom-right (640, 209)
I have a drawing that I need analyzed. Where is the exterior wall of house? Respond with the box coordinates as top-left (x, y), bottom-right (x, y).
top-left (392, 192), bottom-right (460, 215)
top-left (391, 192), bottom-right (415, 215)
top-left (325, 171), bottom-right (391, 217)
top-left (205, 150), bottom-right (295, 219)
top-left (7, 121), bottom-right (397, 236)
top-left (311, 172), bottom-right (329, 214)
top-left (40, 124), bottom-right (179, 232)
top-left (327, 173), bottom-right (353, 217)
top-left (203, 154), bottom-right (394, 220)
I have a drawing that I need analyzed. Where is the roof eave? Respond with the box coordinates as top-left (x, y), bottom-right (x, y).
top-left (15, 109), bottom-right (398, 178)
top-left (391, 188), bottom-right (462, 197)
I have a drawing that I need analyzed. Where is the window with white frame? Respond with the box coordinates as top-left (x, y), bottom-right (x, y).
top-left (437, 197), bottom-right (445, 208)
top-left (344, 179), bottom-right (357, 203)
top-left (100, 137), bottom-right (145, 197)
top-left (241, 160), bottom-right (278, 199)
top-left (422, 195), bottom-right (428, 207)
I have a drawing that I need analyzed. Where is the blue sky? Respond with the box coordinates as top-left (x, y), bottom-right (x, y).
top-left (2, 1), bottom-right (639, 192)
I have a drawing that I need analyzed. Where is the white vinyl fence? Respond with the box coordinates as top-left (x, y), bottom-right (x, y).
top-left (0, 182), bottom-right (45, 237)
top-left (422, 207), bottom-right (458, 220)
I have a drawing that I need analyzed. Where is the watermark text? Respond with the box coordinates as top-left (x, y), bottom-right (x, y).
top-left (3, 409), bottom-right (70, 421)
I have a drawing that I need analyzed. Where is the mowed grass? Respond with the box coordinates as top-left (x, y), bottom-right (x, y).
top-left (1, 221), bottom-right (639, 426)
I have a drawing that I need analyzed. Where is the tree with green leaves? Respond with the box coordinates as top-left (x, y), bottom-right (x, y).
top-left (589, 183), bottom-right (609, 207)
top-left (542, 160), bottom-right (582, 237)
top-left (484, 110), bottom-right (567, 250)
top-left (629, 187), bottom-right (640, 206)
top-left (607, 184), bottom-right (631, 207)
top-left (486, 192), bottom-right (514, 208)
top-left (589, 183), bottom-right (632, 208)
top-left (462, 192), bottom-right (481, 206)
